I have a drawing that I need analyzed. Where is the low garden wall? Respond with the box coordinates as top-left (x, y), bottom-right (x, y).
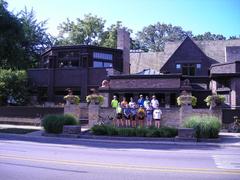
top-left (0, 106), bottom-right (64, 125)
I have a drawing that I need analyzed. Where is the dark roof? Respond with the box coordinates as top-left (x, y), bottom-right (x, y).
top-left (42, 44), bottom-right (122, 56)
top-left (130, 39), bottom-right (240, 74)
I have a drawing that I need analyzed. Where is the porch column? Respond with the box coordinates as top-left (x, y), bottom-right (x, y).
top-left (165, 93), bottom-right (170, 108)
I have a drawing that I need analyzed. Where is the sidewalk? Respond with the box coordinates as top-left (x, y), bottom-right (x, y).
top-left (0, 124), bottom-right (240, 147)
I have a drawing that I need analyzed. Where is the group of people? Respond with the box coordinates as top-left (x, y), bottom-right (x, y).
top-left (111, 95), bottom-right (162, 128)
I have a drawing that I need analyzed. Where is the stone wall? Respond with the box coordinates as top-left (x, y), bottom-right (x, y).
top-left (110, 78), bottom-right (180, 89)
top-left (0, 117), bottom-right (41, 125)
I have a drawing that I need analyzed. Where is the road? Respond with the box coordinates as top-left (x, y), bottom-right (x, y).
top-left (0, 136), bottom-right (240, 180)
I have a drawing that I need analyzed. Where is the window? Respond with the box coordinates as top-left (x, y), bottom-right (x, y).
top-left (103, 62), bottom-right (112, 67)
top-left (176, 64), bottom-right (181, 69)
top-left (196, 64), bottom-right (201, 69)
top-left (182, 64), bottom-right (195, 76)
top-left (93, 52), bottom-right (113, 61)
top-left (93, 61), bottom-right (112, 68)
top-left (93, 61), bottom-right (103, 68)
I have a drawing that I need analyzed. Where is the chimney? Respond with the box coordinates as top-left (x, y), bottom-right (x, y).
top-left (117, 28), bottom-right (130, 74)
top-left (225, 46), bottom-right (240, 63)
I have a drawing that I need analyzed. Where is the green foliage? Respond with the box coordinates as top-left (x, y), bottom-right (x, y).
top-left (135, 126), bottom-right (148, 137)
top-left (91, 125), bottom-right (178, 137)
top-left (0, 1), bottom-right (52, 69)
top-left (56, 14), bottom-right (105, 46)
top-left (136, 22), bottom-right (193, 52)
top-left (183, 116), bottom-right (221, 138)
top-left (0, 69), bottom-right (29, 105)
top-left (91, 125), bottom-right (108, 135)
top-left (42, 115), bottom-right (65, 134)
top-left (193, 32), bottom-right (226, 41)
top-left (177, 95), bottom-right (197, 106)
top-left (42, 114), bottom-right (79, 134)
top-left (86, 94), bottom-right (104, 105)
top-left (204, 94), bottom-right (225, 107)
top-left (64, 95), bottom-right (80, 104)
top-left (117, 128), bottom-right (136, 137)
top-left (63, 114), bottom-right (79, 125)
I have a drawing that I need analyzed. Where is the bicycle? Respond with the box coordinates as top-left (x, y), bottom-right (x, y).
top-left (229, 116), bottom-right (240, 133)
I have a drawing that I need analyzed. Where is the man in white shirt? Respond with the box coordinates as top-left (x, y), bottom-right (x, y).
top-left (151, 95), bottom-right (159, 109)
top-left (153, 104), bottom-right (162, 128)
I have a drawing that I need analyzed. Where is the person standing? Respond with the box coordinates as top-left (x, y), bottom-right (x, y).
top-left (120, 97), bottom-right (128, 108)
top-left (137, 94), bottom-right (144, 107)
top-left (143, 96), bottom-right (150, 109)
top-left (123, 104), bottom-right (131, 127)
top-left (151, 95), bottom-right (159, 109)
top-left (137, 105), bottom-right (145, 127)
top-left (115, 103), bottom-right (122, 127)
top-left (145, 101), bottom-right (153, 127)
top-left (129, 97), bottom-right (137, 127)
top-left (111, 95), bottom-right (118, 109)
top-left (153, 104), bottom-right (162, 128)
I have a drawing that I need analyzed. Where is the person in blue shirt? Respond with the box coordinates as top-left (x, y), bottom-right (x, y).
top-left (137, 94), bottom-right (144, 107)
top-left (123, 104), bottom-right (131, 127)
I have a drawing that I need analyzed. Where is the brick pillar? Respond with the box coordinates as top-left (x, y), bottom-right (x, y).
top-left (64, 104), bottom-right (80, 120)
top-left (179, 105), bottom-right (193, 126)
top-left (88, 104), bottom-right (99, 127)
top-left (117, 29), bottom-right (130, 74)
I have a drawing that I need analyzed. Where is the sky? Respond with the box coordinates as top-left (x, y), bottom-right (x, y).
top-left (6, 0), bottom-right (240, 38)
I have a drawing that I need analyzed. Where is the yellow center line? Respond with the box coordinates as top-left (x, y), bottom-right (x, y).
top-left (0, 154), bottom-right (240, 175)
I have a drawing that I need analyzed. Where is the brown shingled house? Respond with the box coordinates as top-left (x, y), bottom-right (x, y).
top-left (100, 37), bottom-right (240, 109)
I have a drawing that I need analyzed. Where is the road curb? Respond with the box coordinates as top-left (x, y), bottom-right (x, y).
top-left (0, 132), bottom-right (240, 148)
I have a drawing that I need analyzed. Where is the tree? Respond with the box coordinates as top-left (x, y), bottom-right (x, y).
top-left (56, 14), bottom-right (105, 45)
top-left (18, 7), bottom-right (53, 68)
top-left (193, 32), bottom-right (226, 41)
top-left (0, 69), bottom-right (29, 105)
top-left (100, 21), bottom-right (132, 48)
top-left (135, 22), bottom-right (193, 52)
top-left (0, 1), bottom-right (52, 69)
top-left (0, 0), bottom-right (25, 69)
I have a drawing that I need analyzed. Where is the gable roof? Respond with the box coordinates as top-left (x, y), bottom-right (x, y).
top-left (160, 36), bottom-right (209, 72)
top-left (130, 39), bottom-right (240, 74)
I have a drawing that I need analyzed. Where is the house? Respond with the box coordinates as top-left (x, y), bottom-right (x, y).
top-left (99, 37), bottom-right (240, 108)
top-left (28, 29), bottom-right (240, 109)
top-left (28, 29), bottom-right (130, 103)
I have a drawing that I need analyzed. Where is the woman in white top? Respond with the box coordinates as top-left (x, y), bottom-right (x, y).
top-left (153, 104), bottom-right (162, 128)
top-left (151, 95), bottom-right (159, 109)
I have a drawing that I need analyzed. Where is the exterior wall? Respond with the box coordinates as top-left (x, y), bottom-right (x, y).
top-left (109, 77), bottom-right (180, 90)
top-left (225, 46), bottom-right (240, 62)
top-left (211, 62), bottom-right (238, 74)
top-left (160, 37), bottom-right (212, 76)
top-left (230, 78), bottom-right (240, 107)
top-left (0, 106), bottom-right (63, 118)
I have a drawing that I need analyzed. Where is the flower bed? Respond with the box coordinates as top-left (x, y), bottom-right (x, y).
top-left (91, 125), bottom-right (178, 138)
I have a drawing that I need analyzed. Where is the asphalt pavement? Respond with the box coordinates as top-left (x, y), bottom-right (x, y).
top-left (0, 124), bottom-right (240, 180)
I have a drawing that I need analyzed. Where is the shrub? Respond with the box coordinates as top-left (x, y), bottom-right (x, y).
top-left (117, 128), bottom-right (136, 137)
top-left (183, 116), bottom-right (221, 138)
top-left (63, 114), bottom-right (79, 125)
top-left (135, 127), bottom-right (148, 137)
top-left (42, 114), bottom-right (79, 134)
top-left (91, 125), bottom-right (108, 135)
top-left (42, 115), bottom-right (64, 134)
top-left (91, 125), bottom-right (178, 137)
top-left (106, 125), bottom-right (118, 136)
